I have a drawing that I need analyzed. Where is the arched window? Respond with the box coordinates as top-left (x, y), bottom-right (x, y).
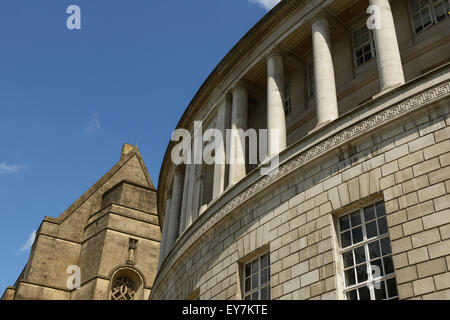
top-left (109, 267), bottom-right (143, 300)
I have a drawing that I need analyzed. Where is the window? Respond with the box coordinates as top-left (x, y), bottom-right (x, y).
top-left (307, 62), bottom-right (315, 107)
top-left (410, 0), bottom-right (450, 33)
top-left (352, 26), bottom-right (376, 67)
top-left (433, 0), bottom-right (450, 21)
top-left (110, 268), bottom-right (143, 300)
top-left (243, 253), bottom-right (270, 300)
top-left (338, 201), bottom-right (398, 300)
top-left (284, 81), bottom-right (292, 116)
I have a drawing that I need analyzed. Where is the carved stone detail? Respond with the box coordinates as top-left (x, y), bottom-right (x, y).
top-left (110, 276), bottom-right (136, 300)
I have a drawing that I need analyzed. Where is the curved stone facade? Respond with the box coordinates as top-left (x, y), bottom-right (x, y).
top-left (153, 0), bottom-right (450, 300)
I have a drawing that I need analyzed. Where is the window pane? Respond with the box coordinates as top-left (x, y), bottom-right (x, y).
top-left (261, 254), bottom-right (268, 268)
top-left (378, 217), bottom-right (388, 235)
top-left (252, 292), bottom-right (258, 300)
top-left (375, 201), bottom-right (386, 217)
top-left (356, 264), bottom-right (368, 283)
top-left (358, 286), bottom-right (371, 300)
top-left (352, 226), bottom-right (363, 244)
top-left (422, 8), bottom-right (433, 25)
top-left (364, 205), bottom-right (376, 221)
top-left (383, 256), bottom-right (395, 275)
top-left (345, 269), bottom-right (356, 286)
top-left (343, 251), bottom-right (354, 268)
top-left (380, 237), bottom-right (392, 255)
top-left (341, 231), bottom-right (352, 248)
top-left (357, 56), bottom-right (364, 66)
top-left (261, 286), bottom-right (269, 300)
top-left (245, 278), bottom-right (251, 292)
top-left (350, 212), bottom-right (361, 227)
top-left (371, 259), bottom-right (384, 277)
top-left (252, 260), bottom-right (259, 274)
top-left (368, 241), bottom-right (381, 260)
top-left (386, 278), bottom-right (398, 298)
top-left (261, 269), bottom-right (269, 284)
top-left (374, 281), bottom-right (387, 300)
top-left (354, 246), bottom-right (366, 264)
top-left (413, 14), bottom-right (423, 32)
top-left (347, 290), bottom-right (358, 300)
top-left (366, 221), bottom-right (378, 239)
top-left (356, 48), bottom-right (363, 58)
top-left (245, 264), bottom-right (251, 277)
top-left (251, 274), bottom-right (258, 289)
top-left (340, 216), bottom-right (350, 231)
top-left (434, 2), bottom-right (447, 20)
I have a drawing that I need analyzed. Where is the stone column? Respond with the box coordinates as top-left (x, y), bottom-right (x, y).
top-left (312, 16), bottom-right (339, 126)
top-left (179, 163), bottom-right (195, 234)
top-left (228, 82), bottom-right (248, 186)
top-left (212, 94), bottom-right (231, 200)
top-left (178, 163), bottom-right (191, 235)
top-left (165, 167), bottom-right (184, 255)
top-left (267, 49), bottom-right (287, 156)
top-left (157, 197), bottom-right (171, 269)
top-left (369, 0), bottom-right (405, 92)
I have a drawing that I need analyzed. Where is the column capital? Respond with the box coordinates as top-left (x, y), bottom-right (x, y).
top-left (231, 80), bottom-right (250, 93)
top-left (266, 47), bottom-right (284, 60)
top-left (311, 15), bottom-right (329, 27)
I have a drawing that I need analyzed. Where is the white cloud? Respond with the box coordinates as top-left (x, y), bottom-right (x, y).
top-left (85, 112), bottom-right (102, 136)
top-left (248, 0), bottom-right (281, 10)
top-left (20, 230), bottom-right (37, 252)
top-left (0, 163), bottom-right (27, 176)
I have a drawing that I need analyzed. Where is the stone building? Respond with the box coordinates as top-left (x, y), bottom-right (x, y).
top-left (2, 144), bottom-right (161, 300)
top-left (153, 0), bottom-right (450, 300)
top-left (2, 0), bottom-right (450, 301)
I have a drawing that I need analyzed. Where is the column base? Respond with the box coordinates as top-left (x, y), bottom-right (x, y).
top-left (373, 82), bottom-right (404, 99)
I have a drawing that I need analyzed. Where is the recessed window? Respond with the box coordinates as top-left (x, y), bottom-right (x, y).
top-left (243, 252), bottom-right (270, 300)
top-left (409, 0), bottom-right (450, 33)
top-left (338, 201), bottom-right (398, 300)
top-left (307, 62), bottom-right (315, 107)
top-left (352, 26), bottom-right (376, 67)
top-left (284, 81), bottom-right (292, 116)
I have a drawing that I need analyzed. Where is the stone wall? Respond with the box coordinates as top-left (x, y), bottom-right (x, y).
top-left (3, 146), bottom-right (161, 300)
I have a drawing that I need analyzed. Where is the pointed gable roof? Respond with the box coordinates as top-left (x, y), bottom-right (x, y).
top-left (43, 144), bottom-right (155, 225)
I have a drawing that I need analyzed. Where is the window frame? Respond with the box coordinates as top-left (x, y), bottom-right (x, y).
top-left (352, 25), bottom-right (376, 67)
top-left (409, 0), bottom-right (450, 34)
top-left (242, 252), bottom-right (271, 300)
top-left (306, 61), bottom-right (315, 108)
top-left (336, 200), bottom-right (398, 300)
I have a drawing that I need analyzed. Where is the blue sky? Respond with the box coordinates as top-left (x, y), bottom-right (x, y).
top-left (0, 0), bottom-right (280, 294)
